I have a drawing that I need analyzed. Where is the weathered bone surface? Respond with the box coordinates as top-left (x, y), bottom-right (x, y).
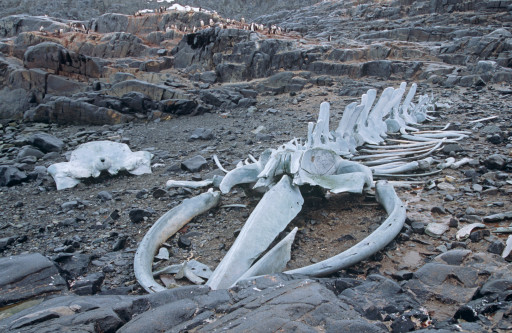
top-left (285, 181), bottom-right (406, 276)
top-left (502, 235), bottom-right (512, 260)
top-left (48, 141), bottom-right (153, 190)
top-left (207, 175), bottom-right (304, 290)
top-left (233, 227), bottom-right (298, 287)
top-left (456, 223), bottom-right (486, 241)
top-left (134, 190), bottom-right (220, 293)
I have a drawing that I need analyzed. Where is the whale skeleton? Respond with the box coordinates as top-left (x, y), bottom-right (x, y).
top-left (134, 82), bottom-right (468, 292)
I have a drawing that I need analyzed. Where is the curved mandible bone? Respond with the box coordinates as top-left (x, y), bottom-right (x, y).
top-left (284, 180), bottom-right (405, 277)
top-left (134, 190), bottom-right (220, 293)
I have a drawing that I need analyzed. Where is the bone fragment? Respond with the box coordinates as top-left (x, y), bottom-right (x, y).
top-left (153, 260), bottom-right (213, 279)
top-left (175, 264), bottom-right (204, 284)
top-left (372, 157), bottom-right (434, 175)
top-left (451, 158), bottom-right (473, 169)
top-left (362, 141), bottom-right (440, 166)
top-left (284, 181), bottom-right (405, 277)
top-left (456, 223), bottom-right (486, 241)
top-left (166, 179), bottom-right (213, 188)
top-left (48, 141), bottom-right (152, 190)
top-left (221, 204), bottom-right (247, 208)
top-left (364, 141), bottom-right (438, 150)
top-left (219, 149), bottom-right (272, 193)
top-left (374, 169), bottom-right (443, 178)
top-left (468, 115), bottom-right (498, 123)
top-left (213, 154), bottom-right (229, 173)
top-left (153, 264), bottom-right (183, 277)
top-left (233, 227), bottom-right (298, 286)
top-left (502, 235), bottom-right (512, 260)
top-left (438, 157), bottom-right (455, 169)
top-left (155, 247), bottom-right (169, 260)
top-left (134, 190), bottom-right (220, 293)
top-left (207, 175), bottom-right (304, 290)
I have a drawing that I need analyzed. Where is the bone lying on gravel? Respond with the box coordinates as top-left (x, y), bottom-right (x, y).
top-left (502, 235), bottom-right (512, 260)
top-left (166, 175), bottom-right (224, 189)
top-left (175, 263), bottom-right (204, 285)
top-left (153, 260), bottom-right (213, 285)
top-left (371, 157), bottom-right (435, 176)
top-left (456, 223), bottom-right (486, 241)
top-left (48, 141), bottom-right (152, 190)
top-left (134, 190), bottom-right (220, 293)
top-left (207, 175), bottom-right (304, 290)
top-left (233, 227), bottom-right (298, 286)
top-left (284, 180), bottom-right (406, 277)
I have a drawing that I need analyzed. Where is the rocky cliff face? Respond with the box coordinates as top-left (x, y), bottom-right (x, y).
top-left (0, 0), bottom-right (318, 21)
top-left (0, 0), bottom-right (510, 124)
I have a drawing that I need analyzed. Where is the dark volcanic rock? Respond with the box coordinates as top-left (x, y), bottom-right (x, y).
top-left (71, 272), bottom-right (105, 295)
top-left (129, 208), bottom-right (153, 223)
top-left (160, 99), bottom-right (198, 115)
top-left (181, 155), bottom-right (208, 172)
top-left (0, 165), bottom-right (28, 186)
top-left (24, 42), bottom-right (105, 78)
top-left (0, 236), bottom-right (16, 252)
top-left (27, 132), bottom-right (64, 152)
top-left (0, 253), bottom-right (68, 307)
top-left (53, 253), bottom-right (92, 280)
top-left (338, 274), bottom-right (419, 321)
top-left (189, 128), bottom-right (214, 140)
top-left (484, 154), bottom-right (506, 170)
top-left (25, 97), bottom-right (134, 125)
top-left (16, 146), bottom-right (44, 161)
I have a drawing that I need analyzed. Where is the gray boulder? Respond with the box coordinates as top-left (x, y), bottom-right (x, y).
top-left (28, 132), bottom-right (64, 152)
top-left (181, 155), bottom-right (208, 172)
top-left (160, 99), bottom-right (198, 115)
top-left (0, 165), bottom-right (28, 186)
top-left (25, 97), bottom-right (134, 125)
top-left (0, 253), bottom-right (68, 307)
top-left (0, 87), bottom-right (33, 120)
top-left (109, 80), bottom-right (190, 101)
top-left (23, 42), bottom-right (104, 78)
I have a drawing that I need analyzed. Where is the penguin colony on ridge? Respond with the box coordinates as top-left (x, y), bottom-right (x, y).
top-left (130, 5), bottom-right (288, 37)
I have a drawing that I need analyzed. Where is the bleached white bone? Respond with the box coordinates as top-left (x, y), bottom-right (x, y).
top-left (284, 180), bottom-right (405, 276)
top-left (134, 190), bottom-right (220, 293)
top-left (48, 141), bottom-right (152, 190)
top-left (207, 175), bottom-right (304, 290)
top-left (233, 227), bottom-right (298, 286)
top-left (166, 179), bottom-right (213, 188)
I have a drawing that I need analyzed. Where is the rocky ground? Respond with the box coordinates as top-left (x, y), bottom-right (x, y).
top-left (1, 0), bottom-right (512, 332)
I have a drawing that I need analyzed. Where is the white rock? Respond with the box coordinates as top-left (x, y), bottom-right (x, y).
top-left (425, 222), bottom-right (449, 237)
